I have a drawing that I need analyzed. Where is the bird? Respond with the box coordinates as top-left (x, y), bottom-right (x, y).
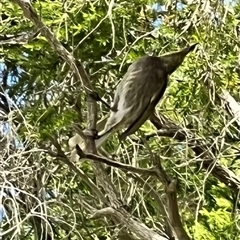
top-left (69, 43), bottom-right (198, 153)
top-left (94, 43), bottom-right (198, 148)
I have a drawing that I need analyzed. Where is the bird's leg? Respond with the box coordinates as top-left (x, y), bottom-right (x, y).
top-left (89, 91), bottom-right (113, 110)
top-left (83, 128), bottom-right (99, 139)
top-left (86, 91), bottom-right (111, 140)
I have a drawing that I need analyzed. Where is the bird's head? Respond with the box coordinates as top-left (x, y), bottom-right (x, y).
top-left (160, 43), bottom-right (198, 75)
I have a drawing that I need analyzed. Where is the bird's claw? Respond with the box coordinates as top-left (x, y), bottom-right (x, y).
top-left (94, 133), bottom-right (101, 140)
top-left (89, 91), bottom-right (101, 101)
top-left (84, 128), bottom-right (99, 139)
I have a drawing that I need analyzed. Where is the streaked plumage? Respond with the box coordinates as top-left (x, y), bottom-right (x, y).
top-left (96, 56), bottom-right (168, 146)
top-left (95, 44), bottom-right (198, 148)
top-left (69, 43), bottom-right (197, 152)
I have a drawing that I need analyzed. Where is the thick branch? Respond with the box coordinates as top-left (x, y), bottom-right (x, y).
top-left (89, 207), bottom-right (169, 240)
top-left (12, 0), bottom-right (121, 208)
top-left (76, 144), bottom-right (160, 176)
top-left (166, 180), bottom-right (190, 240)
top-left (77, 145), bottom-right (192, 240)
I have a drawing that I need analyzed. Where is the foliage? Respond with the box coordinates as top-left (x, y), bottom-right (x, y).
top-left (0, 0), bottom-right (240, 239)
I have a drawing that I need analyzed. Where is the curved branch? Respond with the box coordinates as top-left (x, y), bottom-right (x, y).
top-left (12, 0), bottom-right (122, 209)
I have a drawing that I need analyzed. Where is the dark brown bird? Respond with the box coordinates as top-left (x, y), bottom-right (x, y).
top-left (94, 43), bottom-right (198, 148)
top-left (69, 43), bottom-right (198, 151)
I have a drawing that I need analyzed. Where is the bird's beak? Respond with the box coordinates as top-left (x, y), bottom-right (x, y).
top-left (160, 43), bottom-right (198, 75)
top-left (187, 43), bottom-right (198, 53)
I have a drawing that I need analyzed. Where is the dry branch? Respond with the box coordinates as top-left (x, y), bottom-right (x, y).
top-left (89, 207), bottom-right (171, 240)
top-left (154, 156), bottom-right (191, 240)
top-left (76, 144), bottom-right (160, 175)
top-left (129, 173), bottom-right (175, 239)
top-left (149, 113), bottom-right (240, 193)
top-left (166, 180), bottom-right (190, 240)
top-left (46, 143), bottom-right (107, 205)
top-left (76, 144), bottom-right (192, 240)
top-left (11, 0), bottom-right (122, 207)
top-left (11, 1), bottom-right (175, 239)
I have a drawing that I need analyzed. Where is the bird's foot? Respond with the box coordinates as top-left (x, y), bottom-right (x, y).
top-left (118, 133), bottom-right (126, 141)
top-left (84, 128), bottom-right (99, 139)
top-left (89, 91), bottom-right (113, 110)
top-left (94, 133), bottom-right (101, 140)
top-left (89, 91), bottom-right (101, 101)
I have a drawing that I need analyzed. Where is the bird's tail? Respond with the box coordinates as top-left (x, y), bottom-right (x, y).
top-left (68, 134), bottom-right (85, 161)
top-left (69, 129), bottom-right (114, 156)
top-left (95, 131), bottom-right (113, 149)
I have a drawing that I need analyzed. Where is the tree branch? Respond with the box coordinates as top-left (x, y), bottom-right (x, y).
top-left (89, 207), bottom-right (170, 240)
top-left (129, 173), bottom-right (174, 239)
top-left (0, 30), bottom-right (39, 45)
top-left (166, 180), bottom-right (190, 240)
top-left (45, 138), bottom-right (107, 205)
top-left (76, 144), bottom-right (160, 176)
top-left (12, 0), bottom-right (122, 209)
top-left (149, 113), bottom-right (240, 193)
top-left (76, 144), bottom-right (192, 240)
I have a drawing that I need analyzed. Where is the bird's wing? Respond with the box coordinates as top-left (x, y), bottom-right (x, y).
top-left (120, 76), bottom-right (168, 140)
top-left (99, 56), bottom-right (167, 141)
top-left (97, 66), bottom-right (142, 137)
